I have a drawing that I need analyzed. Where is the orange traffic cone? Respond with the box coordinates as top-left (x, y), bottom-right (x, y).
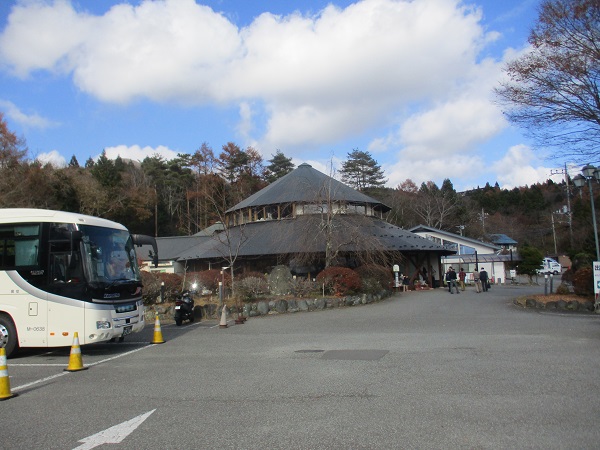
top-left (0, 347), bottom-right (17, 400)
top-left (151, 314), bottom-right (165, 344)
top-left (219, 305), bottom-right (228, 328)
top-left (64, 332), bottom-right (88, 372)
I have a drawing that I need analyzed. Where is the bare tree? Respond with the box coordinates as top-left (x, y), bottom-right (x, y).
top-left (495, 0), bottom-right (600, 161)
top-left (413, 180), bottom-right (460, 229)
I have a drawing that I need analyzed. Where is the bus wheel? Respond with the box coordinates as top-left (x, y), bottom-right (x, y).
top-left (0, 315), bottom-right (18, 358)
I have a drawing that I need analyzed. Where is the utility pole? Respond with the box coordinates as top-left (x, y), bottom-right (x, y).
top-left (550, 164), bottom-right (574, 248)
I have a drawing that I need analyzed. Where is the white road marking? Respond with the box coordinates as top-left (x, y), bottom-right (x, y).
top-left (72, 409), bottom-right (156, 450)
top-left (11, 344), bottom-right (152, 391)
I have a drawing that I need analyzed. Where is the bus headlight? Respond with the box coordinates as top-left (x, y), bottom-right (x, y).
top-left (96, 320), bottom-right (111, 329)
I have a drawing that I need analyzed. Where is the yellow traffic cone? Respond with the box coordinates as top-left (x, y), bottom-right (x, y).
top-left (219, 305), bottom-right (228, 328)
top-left (151, 314), bottom-right (165, 344)
top-left (0, 347), bottom-right (17, 400)
top-left (64, 332), bottom-right (88, 372)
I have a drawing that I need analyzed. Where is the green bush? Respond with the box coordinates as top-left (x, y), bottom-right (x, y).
top-left (316, 267), bottom-right (361, 296)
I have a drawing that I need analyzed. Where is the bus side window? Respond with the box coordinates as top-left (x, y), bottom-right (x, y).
top-left (0, 239), bottom-right (15, 268)
top-left (15, 239), bottom-right (38, 266)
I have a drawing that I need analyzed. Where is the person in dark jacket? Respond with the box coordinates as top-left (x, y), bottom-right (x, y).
top-left (479, 267), bottom-right (489, 292)
top-left (445, 267), bottom-right (459, 294)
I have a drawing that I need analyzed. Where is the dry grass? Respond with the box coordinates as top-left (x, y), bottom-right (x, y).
top-left (519, 293), bottom-right (592, 305)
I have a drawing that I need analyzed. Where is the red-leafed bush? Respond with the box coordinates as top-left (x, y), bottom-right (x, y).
top-left (141, 271), bottom-right (184, 304)
top-left (191, 269), bottom-right (231, 291)
top-left (239, 271), bottom-right (266, 281)
top-left (573, 266), bottom-right (593, 296)
top-left (316, 267), bottom-right (361, 296)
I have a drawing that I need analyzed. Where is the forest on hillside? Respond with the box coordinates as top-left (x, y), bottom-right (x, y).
top-left (0, 113), bottom-right (595, 259)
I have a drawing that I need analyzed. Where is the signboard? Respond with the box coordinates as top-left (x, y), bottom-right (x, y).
top-left (594, 262), bottom-right (600, 309)
top-left (509, 269), bottom-right (516, 279)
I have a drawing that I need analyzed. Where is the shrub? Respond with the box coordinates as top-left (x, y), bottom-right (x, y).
top-left (192, 269), bottom-right (231, 291)
top-left (240, 271), bottom-right (266, 280)
top-left (573, 266), bottom-right (593, 296)
top-left (316, 267), bottom-right (361, 296)
top-left (355, 264), bottom-right (393, 293)
top-left (237, 276), bottom-right (268, 300)
top-left (555, 283), bottom-right (571, 295)
top-left (290, 277), bottom-right (317, 297)
top-left (141, 271), bottom-right (184, 305)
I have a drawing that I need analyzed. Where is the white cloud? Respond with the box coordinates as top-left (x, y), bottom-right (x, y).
top-left (36, 149), bottom-right (66, 167)
top-left (0, 0), bottom-right (494, 147)
top-left (0, 0), bottom-right (547, 189)
top-left (0, 99), bottom-right (57, 129)
top-left (491, 144), bottom-right (552, 189)
top-left (101, 144), bottom-right (180, 162)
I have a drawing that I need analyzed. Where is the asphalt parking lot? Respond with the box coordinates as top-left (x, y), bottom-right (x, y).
top-left (3, 284), bottom-right (600, 449)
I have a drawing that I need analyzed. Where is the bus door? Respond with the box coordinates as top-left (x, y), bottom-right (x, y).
top-left (45, 236), bottom-right (85, 347)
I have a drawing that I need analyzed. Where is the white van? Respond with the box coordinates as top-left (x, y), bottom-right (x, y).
top-left (537, 257), bottom-right (562, 275)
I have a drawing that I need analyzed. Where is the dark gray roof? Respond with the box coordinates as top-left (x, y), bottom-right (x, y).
top-left (176, 216), bottom-right (453, 261)
top-left (488, 234), bottom-right (518, 245)
top-left (226, 163), bottom-right (391, 213)
top-left (135, 235), bottom-right (212, 261)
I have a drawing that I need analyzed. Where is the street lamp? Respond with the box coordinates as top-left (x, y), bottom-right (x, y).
top-left (573, 164), bottom-right (600, 261)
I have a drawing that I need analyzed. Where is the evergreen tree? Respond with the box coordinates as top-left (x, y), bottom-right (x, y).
top-left (68, 155), bottom-right (79, 168)
top-left (265, 150), bottom-right (294, 183)
top-left (90, 150), bottom-right (122, 188)
top-left (339, 149), bottom-right (387, 191)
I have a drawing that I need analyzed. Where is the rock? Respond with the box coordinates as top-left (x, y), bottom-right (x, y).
top-left (315, 298), bottom-right (326, 310)
top-left (297, 300), bottom-right (309, 311)
top-left (545, 301), bottom-right (557, 310)
top-left (525, 298), bottom-right (537, 308)
top-left (556, 300), bottom-right (568, 310)
top-left (275, 300), bottom-right (288, 313)
top-left (256, 301), bottom-right (269, 315)
top-left (567, 301), bottom-right (579, 311)
top-left (582, 300), bottom-right (595, 312)
top-left (267, 265), bottom-right (293, 295)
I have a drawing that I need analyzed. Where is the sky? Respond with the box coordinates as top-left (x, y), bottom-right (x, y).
top-left (0, 0), bottom-right (572, 192)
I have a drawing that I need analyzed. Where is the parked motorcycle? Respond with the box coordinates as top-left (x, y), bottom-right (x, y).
top-left (174, 291), bottom-right (195, 326)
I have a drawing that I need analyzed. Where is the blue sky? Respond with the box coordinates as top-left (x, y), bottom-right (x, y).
top-left (0, 0), bottom-right (571, 191)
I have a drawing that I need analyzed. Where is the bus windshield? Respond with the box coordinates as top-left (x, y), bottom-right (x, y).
top-left (79, 225), bottom-right (141, 285)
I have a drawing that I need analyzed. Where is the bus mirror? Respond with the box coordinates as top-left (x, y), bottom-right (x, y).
top-left (71, 230), bottom-right (83, 244)
top-left (131, 234), bottom-right (159, 268)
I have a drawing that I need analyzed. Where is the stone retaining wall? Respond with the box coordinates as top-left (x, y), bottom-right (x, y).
top-left (514, 297), bottom-right (595, 312)
top-left (147, 291), bottom-right (389, 322)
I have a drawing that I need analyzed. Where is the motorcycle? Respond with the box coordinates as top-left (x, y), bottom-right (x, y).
top-left (174, 291), bottom-right (195, 326)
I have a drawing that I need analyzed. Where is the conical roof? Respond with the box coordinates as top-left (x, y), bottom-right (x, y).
top-left (227, 163), bottom-right (390, 213)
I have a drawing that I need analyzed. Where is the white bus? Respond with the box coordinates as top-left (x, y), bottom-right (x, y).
top-left (0, 208), bottom-right (158, 357)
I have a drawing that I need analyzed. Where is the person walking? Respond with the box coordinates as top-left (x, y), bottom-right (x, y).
top-left (479, 267), bottom-right (489, 292)
top-left (445, 267), bottom-right (459, 294)
top-left (473, 270), bottom-right (482, 293)
top-left (458, 267), bottom-right (466, 291)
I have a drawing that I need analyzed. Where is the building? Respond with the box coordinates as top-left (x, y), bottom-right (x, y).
top-left (141, 163), bottom-right (455, 286)
top-left (409, 225), bottom-right (519, 284)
